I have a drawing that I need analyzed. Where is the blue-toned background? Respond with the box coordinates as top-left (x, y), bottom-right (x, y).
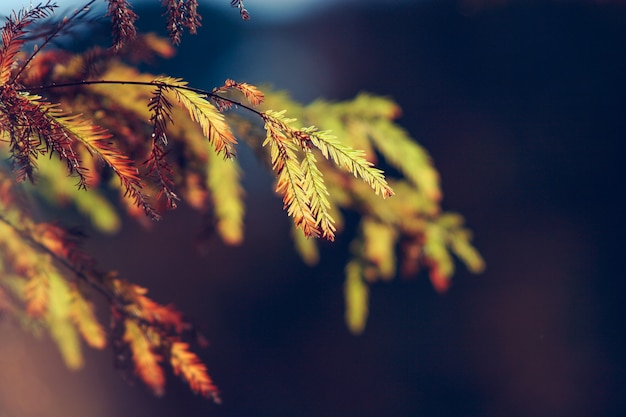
top-left (0, 1), bottom-right (623, 416)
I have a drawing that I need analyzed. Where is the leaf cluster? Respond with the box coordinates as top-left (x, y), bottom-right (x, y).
top-left (256, 92), bottom-right (485, 333)
top-left (0, 0), bottom-right (483, 401)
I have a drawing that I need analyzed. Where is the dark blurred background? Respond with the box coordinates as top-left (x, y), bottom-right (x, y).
top-left (1, 0), bottom-right (624, 416)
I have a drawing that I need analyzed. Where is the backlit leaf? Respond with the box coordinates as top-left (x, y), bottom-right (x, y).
top-left (301, 150), bottom-right (336, 241)
top-left (155, 76), bottom-right (238, 157)
top-left (69, 284), bottom-right (106, 349)
top-left (24, 269), bottom-right (49, 318)
top-left (207, 146), bottom-right (244, 244)
top-left (123, 319), bottom-right (165, 396)
top-left (306, 128), bottom-right (394, 199)
top-left (112, 279), bottom-right (185, 334)
top-left (367, 119), bottom-right (441, 202)
top-left (423, 222), bottom-right (454, 293)
top-left (361, 217), bottom-right (397, 281)
top-left (344, 260), bottom-right (369, 335)
top-left (47, 271), bottom-right (84, 370)
top-left (291, 225), bottom-right (319, 266)
top-left (170, 341), bottom-right (220, 401)
top-left (263, 111), bottom-right (319, 238)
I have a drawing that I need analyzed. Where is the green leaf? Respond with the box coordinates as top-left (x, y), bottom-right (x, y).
top-left (307, 128), bottom-right (394, 199)
top-left (291, 225), bottom-right (319, 266)
top-left (366, 119), bottom-right (441, 202)
top-left (300, 150), bottom-right (336, 240)
top-left (47, 271), bottom-right (83, 370)
top-left (207, 146), bottom-right (245, 244)
top-left (344, 260), bottom-right (369, 335)
top-left (361, 217), bottom-right (397, 281)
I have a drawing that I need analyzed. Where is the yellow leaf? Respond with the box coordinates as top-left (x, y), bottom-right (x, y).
top-left (123, 319), bottom-right (165, 396)
top-left (262, 111), bottom-right (319, 238)
top-left (51, 112), bottom-right (146, 209)
top-left (24, 269), bottom-right (49, 318)
top-left (291, 225), bottom-right (319, 266)
top-left (69, 285), bottom-right (106, 349)
top-left (301, 150), bottom-right (336, 241)
top-left (112, 279), bottom-right (185, 333)
top-left (170, 341), bottom-right (220, 401)
top-left (306, 128), bottom-right (394, 199)
top-left (156, 76), bottom-right (238, 157)
top-left (21, 93), bottom-right (150, 217)
top-left (362, 218), bottom-right (397, 281)
top-left (214, 79), bottom-right (264, 106)
top-left (47, 272), bottom-right (83, 370)
top-left (423, 222), bottom-right (454, 293)
top-left (442, 213), bottom-right (485, 274)
top-left (367, 119), bottom-right (441, 202)
top-left (35, 157), bottom-right (121, 234)
top-left (344, 260), bottom-right (369, 335)
top-left (207, 146), bottom-right (245, 245)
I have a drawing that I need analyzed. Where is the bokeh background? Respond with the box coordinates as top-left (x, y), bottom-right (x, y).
top-left (1, 0), bottom-right (624, 416)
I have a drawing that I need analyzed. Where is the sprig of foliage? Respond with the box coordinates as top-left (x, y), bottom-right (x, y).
top-left (106, 0), bottom-right (138, 51)
top-left (257, 92), bottom-right (485, 334)
top-left (0, 0), bottom-right (483, 403)
top-left (156, 76), bottom-right (238, 158)
top-left (230, 0), bottom-right (250, 21)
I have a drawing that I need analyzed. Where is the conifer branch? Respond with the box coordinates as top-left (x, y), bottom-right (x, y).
top-left (106, 0), bottom-right (138, 51)
top-left (304, 128), bottom-right (394, 198)
top-left (365, 120), bottom-right (441, 201)
top-left (154, 76), bottom-right (238, 157)
top-left (162, 0), bottom-right (202, 45)
top-left (212, 78), bottom-right (264, 107)
top-left (11, 0), bottom-right (94, 84)
top-left (0, 211), bottom-right (217, 399)
top-left (111, 279), bottom-right (186, 334)
top-left (301, 150), bottom-right (336, 241)
top-left (0, 1), bottom-right (57, 85)
top-left (1, 90), bottom-right (87, 186)
top-left (262, 111), bottom-right (320, 238)
top-left (25, 79), bottom-right (262, 116)
top-left (0, 213), bottom-right (113, 303)
top-left (0, 0), bottom-right (485, 400)
top-left (123, 318), bottom-right (166, 396)
top-left (147, 85), bottom-right (178, 209)
top-left (46, 107), bottom-right (156, 218)
top-left (230, 0), bottom-right (250, 20)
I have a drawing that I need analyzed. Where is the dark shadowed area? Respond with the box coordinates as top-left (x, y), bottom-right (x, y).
top-left (1, 1), bottom-right (624, 416)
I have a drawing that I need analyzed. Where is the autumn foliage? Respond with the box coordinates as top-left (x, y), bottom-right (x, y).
top-left (0, 0), bottom-right (483, 402)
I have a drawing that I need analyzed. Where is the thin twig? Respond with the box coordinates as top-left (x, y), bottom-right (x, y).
top-left (25, 79), bottom-right (263, 116)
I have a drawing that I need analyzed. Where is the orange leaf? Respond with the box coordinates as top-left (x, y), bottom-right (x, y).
top-left (32, 223), bottom-right (88, 268)
top-left (123, 319), bottom-right (165, 396)
top-left (214, 79), bottom-right (264, 106)
top-left (113, 279), bottom-right (186, 333)
top-left (429, 266), bottom-right (451, 294)
top-left (170, 341), bottom-right (220, 402)
top-left (0, 4), bottom-right (55, 85)
top-left (69, 285), bottom-right (106, 349)
top-left (24, 271), bottom-right (49, 317)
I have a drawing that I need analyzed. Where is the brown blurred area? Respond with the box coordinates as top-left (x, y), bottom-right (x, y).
top-left (1, 0), bottom-right (625, 416)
